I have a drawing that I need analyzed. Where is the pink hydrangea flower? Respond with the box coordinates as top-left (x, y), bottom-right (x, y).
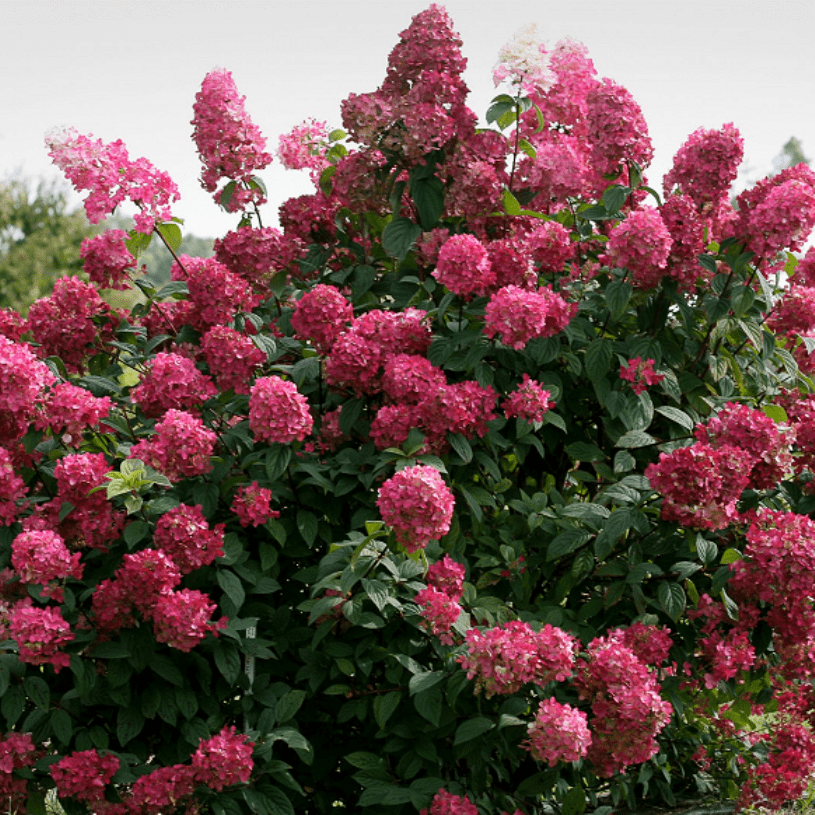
top-left (420, 789), bottom-right (479, 815)
top-left (619, 357), bottom-right (663, 395)
top-left (130, 351), bottom-right (217, 417)
top-left (35, 382), bottom-right (112, 446)
top-left (381, 354), bottom-right (447, 404)
top-left (0, 448), bottom-right (27, 526)
top-left (130, 409), bottom-right (217, 480)
top-left (46, 126), bottom-right (179, 233)
top-left (153, 504), bottom-right (225, 573)
top-left (415, 586), bottom-right (461, 645)
top-left (191, 725), bottom-right (254, 790)
top-left (458, 620), bottom-right (577, 697)
top-left (604, 208), bottom-right (673, 289)
top-left (50, 750), bottom-right (120, 802)
top-left (290, 284), bottom-right (354, 353)
top-left (377, 465), bottom-right (455, 552)
top-left (80, 229), bottom-right (138, 290)
top-left (663, 123), bottom-right (744, 210)
top-left (433, 234), bottom-right (495, 298)
top-left (129, 764), bottom-right (196, 814)
top-left (659, 193), bottom-right (708, 292)
top-left (152, 589), bottom-right (225, 652)
top-left (214, 225), bottom-right (305, 288)
top-left (191, 68), bottom-right (272, 212)
top-left (201, 325), bottom-right (266, 394)
top-left (231, 482), bottom-right (279, 528)
top-left (426, 554), bottom-right (466, 599)
top-left (9, 600), bottom-right (74, 672)
top-left (0, 732), bottom-right (36, 807)
top-left (502, 374), bottom-right (555, 423)
top-left (277, 118), bottom-right (330, 180)
top-left (484, 285), bottom-right (576, 349)
top-left (249, 376), bottom-right (313, 444)
top-left (526, 220), bottom-right (575, 274)
top-left (11, 529), bottom-right (83, 600)
top-left (524, 698), bottom-right (592, 766)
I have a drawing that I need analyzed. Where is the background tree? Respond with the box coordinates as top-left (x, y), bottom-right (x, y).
top-left (772, 136), bottom-right (810, 173)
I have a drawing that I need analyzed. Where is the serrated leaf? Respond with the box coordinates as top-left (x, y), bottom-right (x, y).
top-left (409, 672), bottom-right (445, 696)
top-left (276, 689), bottom-right (306, 723)
top-left (117, 707), bottom-right (144, 746)
top-left (502, 188), bottom-right (521, 216)
top-left (606, 280), bottom-right (633, 320)
top-left (373, 691), bottom-right (401, 729)
top-left (382, 217), bottom-right (422, 262)
top-left (655, 406), bottom-right (695, 431)
top-left (217, 570), bottom-right (245, 613)
top-left (658, 582), bottom-right (686, 621)
top-left (454, 717), bottom-right (494, 745)
top-left (547, 529), bottom-right (591, 561)
top-left (616, 430), bottom-right (655, 448)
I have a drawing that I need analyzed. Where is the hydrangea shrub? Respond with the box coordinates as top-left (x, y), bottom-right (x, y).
top-left (0, 5), bottom-right (815, 814)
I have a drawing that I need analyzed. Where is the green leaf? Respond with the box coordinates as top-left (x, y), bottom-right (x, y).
top-left (655, 406), bottom-right (695, 432)
top-left (296, 510), bottom-right (318, 546)
top-left (217, 570), bottom-right (245, 613)
top-left (151, 654), bottom-right (184, 686)
top-left (382, 217), bottom-right (422, 262)
top-left (345, 751), bottom-right (385, 771)
top-left (24, 676), bottom-right (49, 709)
top-left (762, 404), bottom-right (788, 424)
top-left (547, 529), bottom-right (591, 561)
top-left (486, 99), bottom-right (515, 125)
top-left (411, 174), bottom-right (444, 231)
top-left (720, 547), bottom-right (743, 565)
top-left (562, 785), bottom-right (587, 815)
top-left (502, 188), bottom-right (521, 216)
top-left (409, 672), bottom-right (445, 696)
top-left (584, 339), bottom-right (612, 381)
top-left (658, 582), bottom-right (686, 621)
top-left (50, 708), bottom-right (72, 746)
top-left (123, 520), bottom-right (149, 548)
top-left (616, 430), bottom-right (656, 448)
top-left (117, 707), bottom-right (145, 746)
top-left (265, 445), bottom-right (292, 483)
top-left (603, 185), bottom-right (630, 215)
top-left (373, 690), bottom-right (401, 729)
top-left (214, 641), bottom-right (242, 684)
top-left (606, 280), bottom-right (633, 320)
top-left (276, 689), bottom-right (306, 723)
top-left (454, 717), bottom-right (494, 745)
top-left (156, 222), bottom-right (183, 253)
top-left (565, 442), bottom-right (606, 461)
top-left (448, 433), bottom-right (473, 464)
top-left (414, 686), bottom-right (442, 727)
top-left (339, 398), bottom-right (365, 436)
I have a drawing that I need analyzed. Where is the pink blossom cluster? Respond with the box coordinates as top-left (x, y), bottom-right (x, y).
top-left (663, 123), bottom-right (744, 210)
top-left (603, 208), bottom-right (673, 289)
top-left (645, 441), bottom-right (753, 529)
top-left (0, 731), bottom-right (37, 808)
top-left (8, 599), bottom-right (74, 671)
top-left (419, 789), bottom-right (479, 815)
top-left (191, 68), bottom-right (272, 212)
top-left (214, 225), bottom-right (305, 288)
top-left (415, 554), bottom-right (465, 644)
top-left (325, 308), bottom-right (431, 395)
top-left (27, 276), bottom-right (117, 372)
top-left (201, 325), bottom-right (266, 393)
top-left (585, 78), bottom-right (654, 176)
top-left (658, 193), bottom-right (708, 291)
top-left (516, 134), bottom-right (590, 208)
top-left (249, 376), bottom-right (313, 444)
top-left (0, 335), bottom-right (55, 443)
top-left (277, 118), bottom-right (331, 181)
top-left (618, 622), bottom-right (673, 666)
top-left (502, 374), bottom-right (555, 423)
top-left (191, 725), bottom-right (254, 790)
top-left (767, 284), bottom-right (815, 339)
top-left (130, 409), bottom-right (217, 481)
top-left (619, 357), bottom-right (664, 395)
top-left (152, 503), bottom-right (225, 573)
top-left (457, 620), bottom-right (577, 697)
top-left (53, 452), bottom-right (125, 550)
top-left (46, 126), bottom-right (179, 232)
top-left (130, 351), bottom-right (217, 417)
top-left (485, 236), bottom-right (535, 290)
top-left (484, 285), bottom-right (576, 349)
top-left (50, 749), bottom-right (120, 802)
top-left (0, 448), bottom-right (26, 525)
top-left (524, 698), bottom-right (592, 766)
top-left (128, 764), bottom-right (197, 814)
top-left (171, 255), bottom-right (257, 332)
top-left (698, 628), bottom-right (756, 688)
top-left (153, 588), bottom-right (225, 651)
top-left (695, 402), bottom-right (793, 490)
top-left (290, 284), bottom-right (354, 353)
top-left (377, 465), bottom-right (455, 552)
top-left (11, 529), bottom-right (83, 601)
top-left (575, 635), bottom-right (672, 777)
top-left (278, 191), bottom-right (340, 244)
top-left (231, 482), bottom-right (279, 527)
top-left (432, 234), bottom-right (495, 298)
top-left (526, 220), bottom-right (575, 275)
top-left (80, 229), bottom-right (138, 290)
top-left (35, 382), bottom-right (112, 446)
top-left (381, 354), bottom-right (447, 404)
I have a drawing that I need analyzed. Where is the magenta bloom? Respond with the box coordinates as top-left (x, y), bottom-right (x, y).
top-left (80, 229), bottom-right (138, 290)
top-left (191, 68), bottom-right (272, 212)
top-left (231, 482), bottom-right (279, 528)
top-left (249, 376), bottom-right (313, 444)
top-left (130, 352), bottom-right (217, 418)
top-left (619, 357), bottom-right (663, 395)
top-left (192, 725), bottom-right (254, 791)
top-left (153, 589), bottom-right (224, 652)
top-left (153, 504), bottom-right (225, 573)
top-left (9, 600), bottom-right (74, 672)
top-left (377, 465), bottom-right (455, 552)
top-left (604, 208), bottom-right (673, 290)
top-left (50, 750), bottom-right (119, 803)
top-left (291, 284), bottom-right (354, 353)
top-left (503, 374), bottom-right (555, 423)
top-left (484, 285), bottom-right (576, 349)
top-left (433, 234), bottom-right (495, 298)
top-left (201, 325), bottom-right (266, 394)
top-left (524, 698), bottom-right (592, 766)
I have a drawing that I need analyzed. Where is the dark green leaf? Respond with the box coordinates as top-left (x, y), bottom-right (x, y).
top-left (547, 529), bottom-right (591, 561)
top-left (454, 716), bottom-right (494, 745)
top-left (116, 707), bottom-right (144, 747)
top-left (276, 689), bottom-right (306, 723)
top-left (658, 582), bottom-right (686, 621)
top-left (411, 174), bottom-right (444, 231)
top-left (217, 570), bottom-right (246, 613)
top-left (214, 642), bottom-right (242, 685)
top-left (382, 217), bottom-right (422, 262)
top-left (24, 676), bottom-right (49, 709)
top-left (373, 690), bottom-right (401, 729)
top-left (606, 280), bottom-right (633, 320)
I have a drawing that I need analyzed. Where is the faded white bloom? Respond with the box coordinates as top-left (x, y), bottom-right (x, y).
top-left (493, 23), bottom-right (555, 96)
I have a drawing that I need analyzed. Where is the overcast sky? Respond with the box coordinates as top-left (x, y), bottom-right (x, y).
top-left (3, 0), bottom-right (814, 238)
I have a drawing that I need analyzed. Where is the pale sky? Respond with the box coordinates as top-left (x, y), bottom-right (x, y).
top-left (3, 0), bottom-right (813, 238)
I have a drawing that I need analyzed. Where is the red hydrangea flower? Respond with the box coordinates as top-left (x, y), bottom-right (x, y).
top-left (290, 284), bottom-right (354, 353)
top-left (35, 382), bottom-right (112, 446)
top-left (381, 354), bottom-right (447, 404)
top-left (214, 225), bottom-right (305, 289)
top-left (9, 599), bottom-right (74, 672)
top-left (80, 229), bottom-right (138, 290)
top-left (433, 234), bottom-right (495, 298)
top-left (277, 118), bottom-right (330, 180)
top-left (191, 725), bottom-right (254, 790)
top-left (130, 351), bottom-right (217, 417)
top-left (201, 325), bottom-right (265, 394)
top-left (603, 208), bottom-right (673, 289)
top-left (484, 285), bottom-right (576, 349)
top-left (420, 789), bottom-right (479, 815)
top-left (129, 764), bottom-right (197, 814)
top-left (50, 750), bottom-right (119, 802)
top-left (0, 448), bottom-right (27, 526)
top-left (130, 409), bottom-right (217, 480)
top-left (619, 357), bottom-right (664, 395)
top-left (231, 482), bottom-right (279, 528)
top-left (153, 504), bottom-right (225, 573)
top-left (457, 620), bottom-right (577, 697)
top-left (502, 374), bottom-right (555, 423)
top-left (11, 529), bottom-right (83, 600)
top-left (191, 68), bottom-right (272, 212)
top-left (152, 589), bottom-right (225, 652)
top-left (377, 465), bottom-right (455, 552)
top-left (0, 732), bottom-right (37, 808)
top-left (426, 554), bottom-right (466, 599)
top-left (526, 219), bottom-right (575, 274)
top-left (414, 586), bottom-right (461, 645)
top-left (524, 698), bottom-right (592, 766)
top-left (249, 376), bottom-right (313, 444)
